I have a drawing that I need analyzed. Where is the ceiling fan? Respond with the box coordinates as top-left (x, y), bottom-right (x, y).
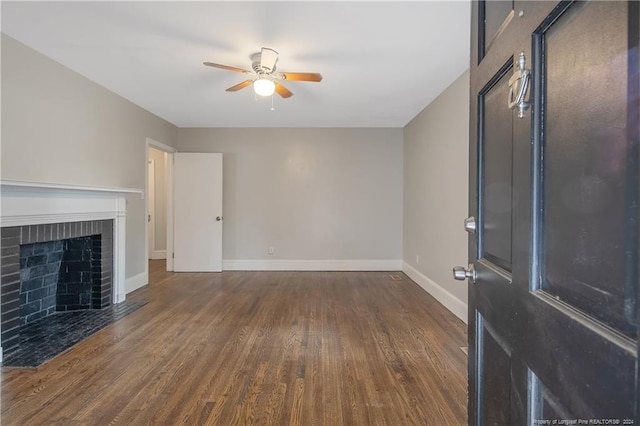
top-left (203, 47), bottom-right (322, 98)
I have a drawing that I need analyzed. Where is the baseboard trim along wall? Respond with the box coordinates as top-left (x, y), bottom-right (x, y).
top-left (223, 259), bottom-right (403, 271)
top-left (402, 262), bottom-right (468, 324)
top-left (125, 271), bottom-right (148, 295)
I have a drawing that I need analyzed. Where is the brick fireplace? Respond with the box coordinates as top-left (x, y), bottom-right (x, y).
top-left (1, 220), bottom-right (113, 353)
top-left (0, 180), bottom-right (139, 362)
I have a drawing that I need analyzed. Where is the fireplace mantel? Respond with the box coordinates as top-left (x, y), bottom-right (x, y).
top-left (0, 179), bottom-right (142, 194)
top-left (1, 179), bottom-right (141, 226)
top-left (0, 179), bottom-right (142, 360)
top-left (1, 178), bottom-right (142, 282)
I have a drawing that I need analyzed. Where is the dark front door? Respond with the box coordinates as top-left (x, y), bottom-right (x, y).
top-left (463, 1), bottom-right (639, 424)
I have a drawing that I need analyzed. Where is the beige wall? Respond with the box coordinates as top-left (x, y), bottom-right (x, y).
top-left (1, 35), bottom-right (178, 283)
top-left (2, 32), bottom-right (470, 321)
top-left (403, 70), bottom-right (470, 321)
top-left (148, 147), bottom-right (167, 254)
top-left (178, 128), bottom-right (403, 264)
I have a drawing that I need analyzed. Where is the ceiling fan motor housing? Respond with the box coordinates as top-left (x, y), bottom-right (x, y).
top-left (252, 62), bottom-right (275, 75)
top-left (251, 48), bottom-right (279, 74)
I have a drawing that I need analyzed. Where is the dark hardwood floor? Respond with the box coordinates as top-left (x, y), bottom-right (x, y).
top-left (1, 260), bottom-right (467, 425)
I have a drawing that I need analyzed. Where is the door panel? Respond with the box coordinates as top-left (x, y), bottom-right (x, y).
top-left (173, 153), bottom-right (223, 272)
top-left (480, 0), bottom-right (515, 61)
top-left (478, 316), bottom-right (511, 426)
top-left (467, 1), bottom-right (638, 424)
top-left (540, 385), bottom-right (571, 421)
top-left (480, 65), bottom-right (514, 272)
top-left (541, 0), bottom-right (636, 338)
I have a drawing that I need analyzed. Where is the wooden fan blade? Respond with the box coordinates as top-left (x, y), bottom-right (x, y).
top-left (280, 72), bottom-right (323, 82)
top-left (203, 62), bottom-right (251, 74)
top-left (226, 80), bottom-right (253, 92)
top-left (274, 82), bottom-right (293, 98)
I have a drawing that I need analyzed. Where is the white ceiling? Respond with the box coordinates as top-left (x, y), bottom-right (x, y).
top-left (1, 1), bottom-right (470, 128)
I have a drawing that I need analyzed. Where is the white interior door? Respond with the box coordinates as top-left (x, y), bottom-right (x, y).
top-left (173, 153), bottom-right (223, 272)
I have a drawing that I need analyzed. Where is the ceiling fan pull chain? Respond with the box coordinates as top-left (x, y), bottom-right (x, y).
top-left (271, 94), bottom-right (275, 111)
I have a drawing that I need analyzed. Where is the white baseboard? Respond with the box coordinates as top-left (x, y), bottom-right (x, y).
top-left (0, 346), bottom-right (3, 364)
top-left (125, 271), bottom-right (148, 295)
top-left (223, 259), bottom-right (403, 271)
top-left (150, 250), bottom-right (166, 260)
top-left (402, 262), bottom-right (468, 324)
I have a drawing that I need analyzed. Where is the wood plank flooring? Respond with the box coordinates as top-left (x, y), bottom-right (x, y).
top-left (1, 261), bottom-right (468, 425)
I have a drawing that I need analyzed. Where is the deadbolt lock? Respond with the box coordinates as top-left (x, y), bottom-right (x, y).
top-left (464, 216), bottom-right (476, 234)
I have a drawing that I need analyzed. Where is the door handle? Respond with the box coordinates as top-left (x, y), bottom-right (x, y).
top-left (508, 52), bottom-right (531, 118)
top-left (216, 216), bottom-right (223, 221)
top-left (453, 264), bottom-right (477, 284)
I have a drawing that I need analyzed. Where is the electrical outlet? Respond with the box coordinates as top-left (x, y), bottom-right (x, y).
top-left (268, 246), bottom-right (275, 255)
top-left (416, 255), bottom-right (420, 264)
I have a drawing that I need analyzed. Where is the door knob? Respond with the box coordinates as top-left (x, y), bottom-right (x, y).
top-left (464, 216), bottom-right (476, 234)
top-left (216, 216), bottom-right (223, 221)
top-left (453, 264), bottom-right (477, 284)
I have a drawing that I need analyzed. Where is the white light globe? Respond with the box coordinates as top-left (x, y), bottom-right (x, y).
top-left (253, 78), bottom-right (275, 97)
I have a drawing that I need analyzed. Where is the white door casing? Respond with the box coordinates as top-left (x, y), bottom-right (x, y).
top-left (173, 153), bottom-right (223, 272)
top-left (145, 138), bottom-right (176, 273)
top-left (147, 159), bottom-right (155, 259)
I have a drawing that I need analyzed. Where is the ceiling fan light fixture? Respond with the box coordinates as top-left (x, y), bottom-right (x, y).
top-left (253, 78), bottom-right (275, 97)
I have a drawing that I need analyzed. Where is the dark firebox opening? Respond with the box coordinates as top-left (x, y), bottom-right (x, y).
top-left (19, 236), bottom-right (105, 326)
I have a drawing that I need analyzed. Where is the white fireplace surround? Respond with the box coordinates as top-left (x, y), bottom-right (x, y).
top-left (0, 179), bottom-right (142, 360)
